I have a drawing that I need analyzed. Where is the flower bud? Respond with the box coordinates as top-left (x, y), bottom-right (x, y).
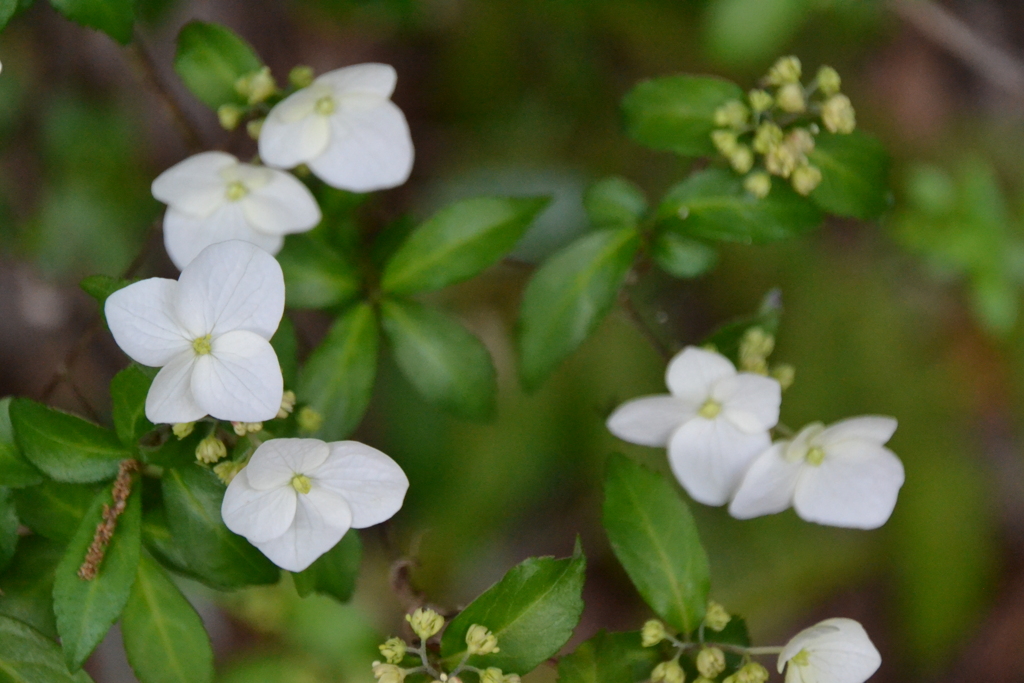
top-left (711, 130), bottom-right (739, 156)
top-left (406, 608), bottom-right (444, 641)
top-left (289, 65), bottom-right (316, 89)
top-left (651, 660), bottom-right (685, 683)
top-left (713, 100), bottom-right (749, 130)
top-left (729, 146), bottom-right (754, 174)
top-left (752, 122), bottom-right (783, 154)
top-left (748, 89), bottom-right (773, 113)
top-left (172, 422), bottom-right (195, 439)
top-left (766, 144), bottom-right (798, 178)
top-left (277, 390), bottom-right (297, 419)
top-left (786, 128), bottom-right (815, 155)
top-left (217, 104), bottom-right (244, 130)
top-left (767, 56), bottom-right (802, 85)
top-left (503, 674), bottom-right (521, 683)
top-left (372, 663), bottom-right (406, 683)
top-left (196, 435), bottom-right (227, 464)
top-left (236, 66), bottom-right (277, 105)
top-left (696, 648), bottom-right (726, 679)
top-left (772, 363), bottom-right (795, 390)
top-left (641, 619), bottom-right (667, 647)
top-left (775, 83), bottom-right (805, 113)
top-left (821, 94), bottom-right (856, 134)
top-left (247, 118), bottom-right (265, 140)
top-left (791, 163), bottom-right (823, 196)
top-left (214, 460), bottom-right (244, 484)
top-left (297, 406), bottom-right (323, 433)
top-left (743, 172), bottom-right (772, 199)
top-left (379, 637), bottom-right (407, 664)
top-left (480, 668), bottom-right (504, 683)
top-left (735, 663), bottom-right (768, 683)
top-left (232, 421), bottom-right (264, 436)
top-left (816, 65), bottom-right (841, 96)
top-left (704, 601), bottom-right (731, 631)
top-left (739, 327), bottom-right (774, 374)
top-left (465, 624), bottom-right (500, 655)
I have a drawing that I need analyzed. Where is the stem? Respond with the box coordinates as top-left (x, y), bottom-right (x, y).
top-left (619, 289), bottom-right (674, 362)
top-left (745, 647), bottom-right (784, 656)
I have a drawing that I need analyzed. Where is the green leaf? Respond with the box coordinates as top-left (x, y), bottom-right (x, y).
top-left (0, 0), bottom-right (17, 32)
top-left (297, 303), bottom-right (379, 441)
top-left (602, 455), bottom-right (710, 633)
top-left (141, 506), bottom-right (197, 580)
top-left (703, 289), bottom-right (782, 363)
top-left (9, 399), bottom-right (129, 483)
top-left (140, 423), bottom-right (212, 469)
top-left (0, 489), bottom-right (17, 574)
top-left (440, 545), bottom-right (586, 674)
top-left (381, 299), bottom-right (496, 420)
top-left (161, 466), bottom-right (278, 589)
top-left (122, 554), bottom-right (214, 683)
top-left (47, 0), bottom-right (134, 44)
top-left (583, 177), bottom-right (648, 231)
top-left (53, 481), bottom-right (142, 671)
top-left (558, 631), bottom-right (659, 683)
top-left (0, 397), bottom-right (43, 488)
top-left (518, 228), bottom-right (640, 391)
top-left (0, 536), bottom-right (64, 638)
top-left (79, 275), bottom-right (130, 312)
top-left (703, 0), bottom-right (809, 67)
top-left (807, 131), bottom-right (891, 220)
top-left (111, 365), bottom-right (154, 447)
top-left (291, 530), bottom-right (361, 603)
top-left (651, 233), bottom-right (718, 279)
top-left (271, 317), bottom-right (299, 389)
top-left (13, 482), bottom-right (99, 542)
top-left (656, 169), bottom-right (822, 244)
top-left (174, 21), bottom-right (262, 110)
top-left (382, 196), bottom-right (550, 295)
top-left (622, 76), bottom-right (744, 157)
top-left (277, 234), bottom-right (361, 310)
top-left (0, 615), bottom-right (94, 683)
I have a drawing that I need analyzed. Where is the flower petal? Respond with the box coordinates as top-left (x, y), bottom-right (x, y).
top-left (251, 487), bottom-right (353, 572)
top-left (163, 206), bottom-right (284, 271)
top-left (106, 278), bottom-right (192, 366)
top-left (668, 417), bottom-right (771, 506)
top-left (316, 63), bottom-right (397, 99)
top-left (245, 438), bottom-right (331, 491)
top-left (793, 442), bottom-right (905, 529)
top-left (152, 151), bottom-right (236, 217)
top-left (728, 442), bottom-right (801, 519)
top-left (312, 441), bottom-right (409, 529)
top-left (714, 373), bottom-right (781, 433)
top-left (307, 99), bottom-right (414, 192)
top-left (606, 395), bottom-right (695, 447)
top-left (221, 467), bottom-right (298, 542)
top-left (174, 240), bottom-right (285, 340)
top-left (145, 352), bottom-right (205, 424)
top-left (240, 170), bottom-right (322, 235)
top-left (817, 416), bottom-right (898, 448)
top-left (780, 618), bottom-right (880, 683)
top-left (665, 346), bottom-right (736, 401)
top-left (191, 330), bottom-right (283, 422)
top-left (258, 91), bottom-right (331, 169)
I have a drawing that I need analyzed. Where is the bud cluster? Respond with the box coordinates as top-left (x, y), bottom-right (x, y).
top-left (217, 65), bottom-right (318, 139)
top-left (710, 56), bottom-right (858, 199)
top-left (737, 328), bottom-right (794, 391)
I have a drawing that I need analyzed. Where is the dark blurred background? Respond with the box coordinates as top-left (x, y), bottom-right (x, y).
top-left (2, 0), bottom-right (1024, 680)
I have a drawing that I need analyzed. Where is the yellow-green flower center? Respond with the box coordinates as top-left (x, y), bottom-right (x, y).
top-left (791, 649), bottom-right (811, 667)
top-left (699, 399), bottom-right (722, 419)
top-left (192, 334), bottom-right (212, 356)
top-left (315, 96), bottom-right (336, 116)
top-left (291, 474), bottom-right (312, 494)
top-left (805, 446), bottom-right (825, 466)
top-left (225, 181), bottom-right (249, 201)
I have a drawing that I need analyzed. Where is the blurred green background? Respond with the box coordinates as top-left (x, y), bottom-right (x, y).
top-left (2, 0), bottom-right (1024, 680)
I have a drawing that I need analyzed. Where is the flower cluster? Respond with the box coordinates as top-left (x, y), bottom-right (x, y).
top-left (710, 56), bottom-right (857, 199)
top-left (607, 332), bottom-right (904, 529)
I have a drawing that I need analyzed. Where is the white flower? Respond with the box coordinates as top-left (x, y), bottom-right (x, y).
top-left (152, 151), bottom-right (322, 270)
top-left (728, 416), bottom-right (904, 529)
top-left (606, 346), bottom-right (781, 506)
top-left (221, 438), bottom-right (409, 572)
top-left (259, 63), bottom-right (414, 192)
top-left (105, 240), bottom-right (285, 424)
top-left (778, 618), bottom-right (881, 683)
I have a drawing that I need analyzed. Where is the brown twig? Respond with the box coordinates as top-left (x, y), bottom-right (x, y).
top-left (78, 460), bottom-right (140, 580)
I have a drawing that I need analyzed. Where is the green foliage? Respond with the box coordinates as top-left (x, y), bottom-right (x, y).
top-left (0, 488), bottom-right (17, 573)
top-left (161, 466), bottom-right (279, 589)
top-left (656, 169), bottom-right (822, 244)
top-left (0, 397), bottom-right (43, 488)
top-left (381, 299), bottom-right (497, 420)
top-left (292, 531), bottom-right (362, 602)
top-left (518, 228), bottom-right (640, 390)
top-left (703, 0), bottom-right (809, 67)
top-left (703, 290), bottom-right (782, 363)
top-left (13, 481), bottom-right (98, 542)
top-left (53, 482), bottom-right (142, 670)
top-left (441, 544), bottom-right (586, 674)
top-left (277, 234), bottom-right (361, 310)
top-left (297, 303), bottom-right (379, 440)
top-left (651, 233), bottom-right (718, 279)
top-left (79, 275), bottom-right (131, 312)
top-left (0, 0), bottom-right (17, 30)
top-left (0, 536), bottom-right (64, 638)
top-left (48, 0), bottom-right (134, 44)
top-left (0, 614), bottom-right (94, 683)
top-left (603, 455), bottom-right (710, 634)
top-left (807, 131), bottom-right (891, 220)
top-left (139, 423), bottom-right (211, 469)
top-left (141, 507), bottom-right (198, 581)
top-left (558, 631), bottom-right (658, 683)
top-left (174, 21), bottom-right (263, 110)
top-left (9, 399), bottom-right (128, 483)
top-left (622, 76), bottom-right (744, 157)
top-left (271, 317), bottom-right (299, 389)
top-left (111, 365), bottom-right (154, 447)
top-left (382, 196), bottom-right (550, 295)
top-left (583, 177), bottom-right (647, 231)
top-left (121, 554), bottom-right (215, 683)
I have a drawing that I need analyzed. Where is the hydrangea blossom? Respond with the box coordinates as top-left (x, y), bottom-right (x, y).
top-left (778, 618), bottom-right (881, 683)
top-left (152, 151), bottom-right (322, 270)
top-left (105, 240), bottom-right (285, 424)
top-left (606, 346), bottom-right (781, 506)
top-left (221, 438), bottom-right (409, 572)
top-left (259, 63), bottom-right (414, 192)
top-left (729, 416), bottom-right (904, 529)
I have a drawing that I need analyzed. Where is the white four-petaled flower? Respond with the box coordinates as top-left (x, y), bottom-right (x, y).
top-left (105, 240), bottom-right (285, 424)
top-left (778, 618), bottom-right (881, 683)
top-left (606, 346), bottom-right (781, 506)
top-left (152, 151), bottom-right (322, 270)
top-left (729, 416), bottom-right (904, 529)
top-left (221, 438), bottom-right (409, 572)
top-left (259, 63), bottom-right (414, 192)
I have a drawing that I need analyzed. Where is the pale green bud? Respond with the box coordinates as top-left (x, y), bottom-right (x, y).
top-left (821, 94), bottom-right (856, 134)
top-left (247, 118), bottom-right (265, 140)
top-left (218, 104), bottom-right (244, 130)
top-left (379, 637), bottom-right (407, 664)
top-left (786, 128), bottom-right (815, 156)
top-left (775, 83), bottom-right (805, 113)
top-left (641, 619), bottom-right (667, 647)
top-left (743, 172), bottom-right (772, 199)
top-left (236, 66), bottom-right (277, 105)
top-left (752, 122), bottom-right (783, 154)
top-left (816, 65), bottom-right (841, 96)
top-left (480, 668), bottom-right (504, 683)
top-left (739, 327), bottom-right (774, 374)
top-left (196, 435), bottom-right (227, 464)
top-left (172, 422), bottom-right (195, 439)
top-left (729, 146), bottom-right (754, 174)
top-left (713, 100), bottom-right (749, 130)
top-left (695, 648), bottom-right (726, 679)
top-left (791, 163), bottom-right (823, 196)
top-left (766, 143), bottom-right (798, 178)
top-left (704, 601), bottom-right (731, 631)
top-left (297, 406), bottom-right (323, 433)
top-left (651, 660), bottom-right (685, 683)
top-left (748, 89), bottom-right (773, 113)
top-left (766, 56), bottom-right (802, 85)
top-left (503, 675), bottom-right (521, 683)
top-left (277, 390), bottom-right (297, 419)
top-left (735, 663), bottom-right (769, 683)
top-left (772, 364), bottom-right (795, 390)
top-left (289, 65), bottom-right (316, 89)
top-left (232, 421), bottom-right (263, 436)
top-left (693, 679), bottom-right (715, 683)
top-left (406, 608), bottom-right (444, 641)
top-left (213, 460), bottom-right (244, 484)
top-left (372, 662), bottom-right (406, 683)
top-left (711, 130), bottom-right (739, 156)
top-left (465, 624), bottom-right (500, 655)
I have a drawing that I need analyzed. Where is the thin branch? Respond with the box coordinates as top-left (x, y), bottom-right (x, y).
top-left (618, 288), bottom-right (674, 362)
